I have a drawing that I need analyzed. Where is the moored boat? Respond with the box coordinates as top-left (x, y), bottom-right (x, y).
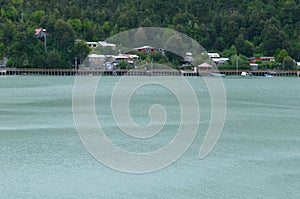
top-left (211, 72), bottom-right (225, 77)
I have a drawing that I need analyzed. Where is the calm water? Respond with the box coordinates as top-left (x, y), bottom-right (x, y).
top-left (0, 76), bottom-right (299, 198)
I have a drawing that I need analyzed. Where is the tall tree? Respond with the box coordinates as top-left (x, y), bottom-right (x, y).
top-left (53, 19), bottom-right (76, 53)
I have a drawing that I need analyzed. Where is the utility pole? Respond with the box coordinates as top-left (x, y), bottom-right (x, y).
top-left (236, 54), bottom-right (239, 75)
top-left (42, 29), bottom-right (47, 52)
top-left (75, 57), bottom-right (78, 70)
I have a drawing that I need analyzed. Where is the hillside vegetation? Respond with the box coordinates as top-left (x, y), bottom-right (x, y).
top-left (1, 0), bottom-right (300, 68)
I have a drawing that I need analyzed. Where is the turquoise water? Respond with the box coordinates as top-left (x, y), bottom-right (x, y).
top-left (0, 76), bottom-right (299, 198)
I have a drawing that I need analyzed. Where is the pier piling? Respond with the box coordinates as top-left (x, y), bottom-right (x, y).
top-left (0, 68), bottom-right (299, 77)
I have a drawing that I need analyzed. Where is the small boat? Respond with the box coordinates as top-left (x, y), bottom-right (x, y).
top-left (264, 73), bottom-right (273, 77)
top-left (241, 71), bottom-right (252, 77)
top-left (0, 69), bottom-right (6, 74)
top-left (211, 72), bottom-right (225, 77)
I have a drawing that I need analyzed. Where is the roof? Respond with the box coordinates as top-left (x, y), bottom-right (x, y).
top-left (134, 46), bottom-right (154, 50)
top-left (88, 54), bottom-right (105, 58)
top-left (212, 58), bottom-right (229, 62)
top-left (207, 53), bottom-right (220, 58)
top-left (198, 62), bottom-right (213, 68)
top-left (127, 54), bottom-right (139, 59)
top-left (114, 55), bottom-right (129, 59)
top-left (35, 29), bottom-right (42, 35)
top-left (114, 54), bottom-right (139, 59)
top-left (86, 42), bottom-right (98, 45)
top-left (98, 41), bottom-right (116, 47)
top-left (260, 56), bottom-right (275, 59)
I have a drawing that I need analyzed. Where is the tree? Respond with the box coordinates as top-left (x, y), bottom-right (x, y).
top-left (101, 21), bottom-right (110, 38)
top-left (140, 17), bottom-right (153, 27)
top-left (71, 40), bottom-right (91, 65)
top-left (3, 0), bottom-right (300, 68)
top-left (276, 49), bottom-right (288, 63)
top-left (173, 12), bottom-right (188, 25)
top-left (261, 18), bottom-right (286, 55)
top-left (12, 0), bottom-right (23, 6)
top-left (30, 10), bottom-right (45, 24)
top-left (46, 50), bottom-right (64, 68)
top-left (221, 45), bottom-right (237, 58)
top-left (53, 19), bottom-right (76, 52)
top-left (67, 18), bottom-right (82, 33)
top-left (193, 23), bottom-right (209, 48)
top-left (282, 56), bottom-right (295, 70)
top-left (117, 13), bottom-right (132, 29)
top-left (228, 54), bottom-right (250, 70)
top-left (117, 60), bottom-right (128, 69)
top-left (218, 11), bottom-right (243, 49)
top-left (235, 34), bottom-right (254, 57)
top-left (6, 6), bottom-right (18, 21)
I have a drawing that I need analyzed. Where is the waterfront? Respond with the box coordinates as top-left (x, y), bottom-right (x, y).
top-left (0, 76), bottom-right (299, 198)
top-left (0, 68), bottom-right (299, 77)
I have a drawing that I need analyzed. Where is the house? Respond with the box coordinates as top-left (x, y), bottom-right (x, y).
top-left (87, 54), bottom-right (106, 68)
top-left (86, 42), bottom-right (99, 48)
top-left (184, 52), bottom-right (194, 63)
top-left (212, 57), bottom-right (229, 65)
top-left (86, 41), bottom-right (116, 49)
top-left (198, 62), bottom-right (213, 70)
top-left (114, 54), bottom-right (138, 61)
top-left (113, 54), bottom-right (139, 67)
top-left (260, 56), bottom-right (275, 62)
top-left (35, 28), bottom-right (46, 38)
top-left (207, 53), bottom-right (229, 65)
top-left (250, 63), bottom-right (259, 70)
top-left (249, 57), bottom-right (260, 64)
top-left (249, 56), bottom-right (275, 64)
top-left (133, 46), bottom-right (156, 54)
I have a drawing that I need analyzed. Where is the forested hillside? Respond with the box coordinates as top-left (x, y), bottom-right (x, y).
top-left (1, 0), bottom-right (300, 68)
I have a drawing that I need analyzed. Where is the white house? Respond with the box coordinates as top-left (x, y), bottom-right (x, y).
top-left (207, 53), bottom-right (220, 58)
top-left (208, 53), bottom-right (229, 65)
top-left (98, 41), bottom-right (116, 49)
top-left (86, 41), bottom-right (116, 49)
top-left (184, 52), bottom-right (194, 63)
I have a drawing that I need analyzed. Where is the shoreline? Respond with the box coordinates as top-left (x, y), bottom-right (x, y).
top-left (0, 68), bottom-right (299, 77)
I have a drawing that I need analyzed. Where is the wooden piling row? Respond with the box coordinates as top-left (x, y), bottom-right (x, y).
top-left (219, 70), bottom-right (299, 77)
top-left (0, 68), bottom-right (299, 77)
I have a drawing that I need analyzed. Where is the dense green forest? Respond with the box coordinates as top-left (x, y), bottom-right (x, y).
top-left (1, 0), bottom-right (300, 68)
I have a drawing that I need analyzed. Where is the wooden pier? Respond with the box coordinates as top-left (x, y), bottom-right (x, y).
top-left (0, 68), bottom-right (299, 77)
top-left (219, 70), bottom-right (299, 77)
top-left (0, 68), bottom-right (198, 76)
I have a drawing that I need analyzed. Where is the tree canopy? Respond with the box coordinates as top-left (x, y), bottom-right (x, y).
top-left (1, 0), bottom-right (300, 68)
